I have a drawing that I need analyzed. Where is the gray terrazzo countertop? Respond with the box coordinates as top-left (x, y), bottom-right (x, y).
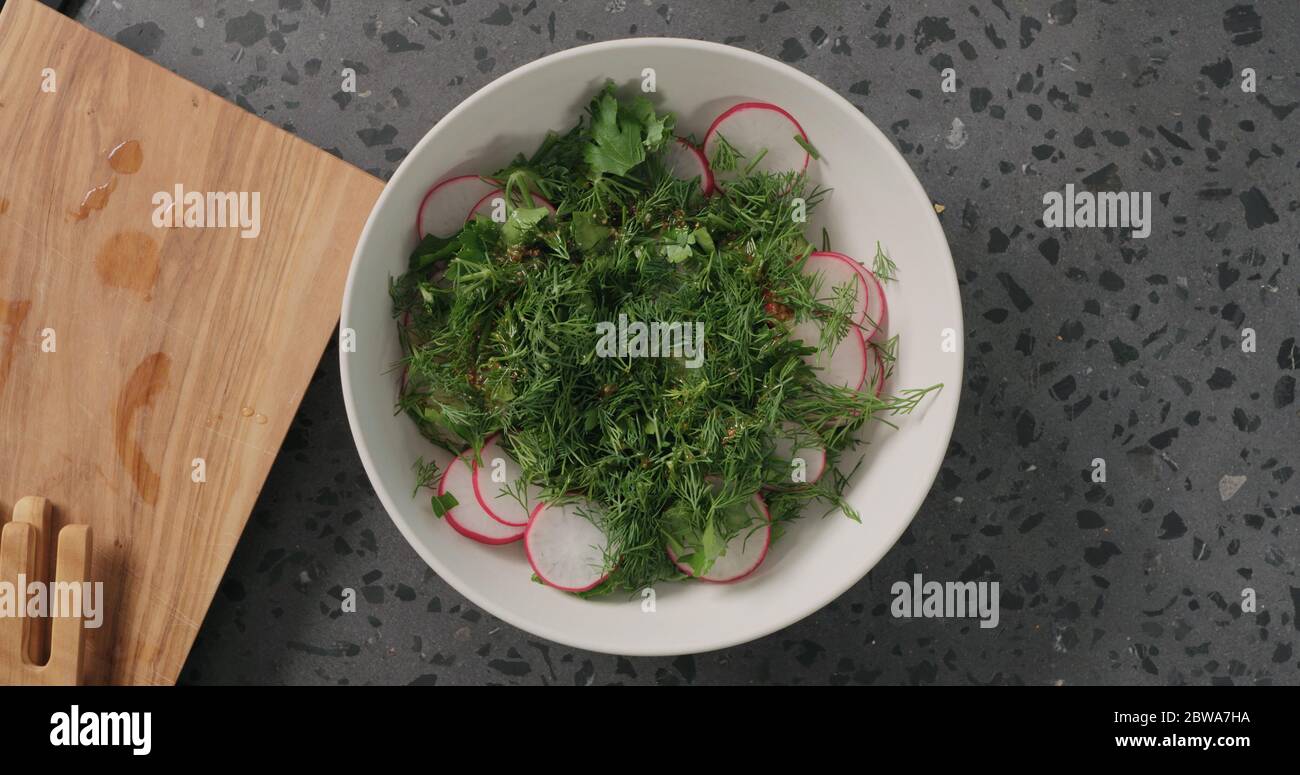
top-left (73, 0), bottom-right (1300, 685)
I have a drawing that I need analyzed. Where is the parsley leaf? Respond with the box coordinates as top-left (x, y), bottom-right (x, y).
top-left (570, 211), bottom-right (610, 252)
top-left (629, 95), bottom-right (672, 151)
top-left (583, 82), bottom-right (675, 180)
top-left (662, 226), bottom-right (696, 264)
top-left (585, 87), bottom-right (646, 179)
top-left (502, 205), bottom-right (550, 247)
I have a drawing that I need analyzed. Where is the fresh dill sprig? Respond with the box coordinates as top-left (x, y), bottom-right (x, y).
top-left (708, 132), bottom-right (741, 172)
top-left (411, 456), bottom-right (442, 498)
top-left (873, 240), bottom-right (898, 282)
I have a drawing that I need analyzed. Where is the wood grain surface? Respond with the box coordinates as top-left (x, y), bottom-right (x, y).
top-left (0, 0), bottom-right (384, 684)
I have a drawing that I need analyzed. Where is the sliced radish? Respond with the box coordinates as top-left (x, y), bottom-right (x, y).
top-left (791, 318), bottom-right (868, 390)
top-left (524, 500), bottom-right (611, 592)
top-left (664, 136), bottom-right (715, 195)
top-left (667, 493), bottom-right (772, 583)
top-left (802, 251), bottom-right (890, 340)
top-left (703, 102), bottom-right (810, 186)
top-left (472, 433), bottom-right (542, 527)
top-left (417, 175), bottom-right (498, 239)
top-left (804, 251), bottom-right (870, 327)
top-left (437, 452), bottom-right (526, 545)
top-left (770, 421), bottom-right (827, 484)
top-left (466, 189), bottom-right (557, 223)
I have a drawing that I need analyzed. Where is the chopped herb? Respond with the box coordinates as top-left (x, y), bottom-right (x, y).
top-left (794, 134), bottom-right (821, 160)
top-left (430, 492), bottom-right (457, 518)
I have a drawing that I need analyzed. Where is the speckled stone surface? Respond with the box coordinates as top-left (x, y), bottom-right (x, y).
top-left (73, 0), bottom-right (1299, 685)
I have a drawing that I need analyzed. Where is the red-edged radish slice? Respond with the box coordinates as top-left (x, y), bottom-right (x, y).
top-left (791, 318), bottom-right (868, 390)
top-left (437, 452), bottom-right (526, 545)
top-left (524, 500), bottom-right (611, 592)
top-left (472, 434), bottom-right (541, 527)
top-left (466, 189), bottom-right (556, 223)
top-left (703, 102), bottom-right (810, 186)
top-left (664, 136), bottom-right (715, 195)
top-left (864, 343), bottom-right (886, 398)
top-left (417, 175), bottom-right (498, 239)
top-left (770, 422), bottom-right (827, 484)
top-left (804, 251), bottom-right (871, 327)
top-left (667, 493), bottom-right (772, 583)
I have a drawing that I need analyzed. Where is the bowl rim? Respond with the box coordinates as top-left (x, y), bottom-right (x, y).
top-left (339, 37), bottom-right (964, 656)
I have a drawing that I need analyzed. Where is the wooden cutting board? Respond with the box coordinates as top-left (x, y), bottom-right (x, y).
top-left (0, 0), bottom-right (383, 684)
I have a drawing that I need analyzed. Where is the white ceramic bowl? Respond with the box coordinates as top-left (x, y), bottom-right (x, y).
top-left (340, 39), bottom-right (962, 656)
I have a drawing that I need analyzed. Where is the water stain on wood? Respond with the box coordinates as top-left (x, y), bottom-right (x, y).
top-left (94, 230), bottom-right (160, 298)
top-left (0, 198), bottom-right (10, 215)
top-left (68, 178), bottom-right (118, 222)
top-left (113, 351), bottom-right (170, 505)
top-left (107, 140), bottom-right (143, 174)
top-left (0, 299), bottom-right (32, 394)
